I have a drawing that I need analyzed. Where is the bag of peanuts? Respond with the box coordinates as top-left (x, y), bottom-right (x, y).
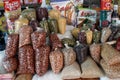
top-left (19, 25), bottom-right (33, 48)
top-left (17, 45), bottom-right (35, 74)
top-left (35, 45), bottom-right (50, 76)
top-left (5, 34), bottom-right (19, 58)
top-left (61, 62), bottom-right (81, 79)
top-left (31, 31), bottom-right (46, 50)
top-left (49, 48), bottom-right (63, 74)
top-left (101, 44), bottom-right (120, 66)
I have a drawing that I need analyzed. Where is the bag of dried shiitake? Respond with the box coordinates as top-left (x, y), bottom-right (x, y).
top-left (17, 45), bottom-right (35, 74)
top-left (35, 45), bottom-right (50, 76)
top-left (49, 48), bottom-right (63, 74)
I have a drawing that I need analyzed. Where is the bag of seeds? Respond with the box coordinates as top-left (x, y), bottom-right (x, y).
top-left (61, 62), bottom-right (81, 79)
top-left (80, 57), bottom-right (104, 78)
top-left (101, 44), bottom-right (120, 66)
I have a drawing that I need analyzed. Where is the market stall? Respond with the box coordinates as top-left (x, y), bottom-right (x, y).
top-left (0, 0), bottom-right (120, 80)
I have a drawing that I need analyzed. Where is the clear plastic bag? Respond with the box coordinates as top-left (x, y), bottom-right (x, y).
top-left (15, 74), bottom-right (33, 80)
top-left (90, 43), bottom-right (101, 63)
top-left (17, 45), bottom-right (35, 74)
top-left (101, 44), bottom-right (120, 66)
top-left (49, 49), bottom-right (63, 74)
top-left (31, 31), bottom-right (46, 49)
top-left (62, 44), bottom-right (76, 66)
top-left (80, 57), bottom-right (104, 78)
top-left (3, 57), bottom-right (18, 73)
top-left (5, 34), bottom-right (19, 58)
top-left (19, 26), bottom-right (33, 48)
top-left (35, 45), bottom-right (50, 76)
top-left (61, 62), bottom-right (81, 79)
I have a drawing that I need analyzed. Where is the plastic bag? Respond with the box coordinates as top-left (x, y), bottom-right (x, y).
top-left (17, 45), bottom-right (35, 74)
top-left (101, 44), bottom-right (120, 66)
top-left (15, 16), bottom-right (29, 33)
top-left (49, 49), bottom-right (63, 74)
top-left (62, 44), bottom-right (76, 66)
top-left (62, 38), bottom-right (76, 47)
top-left (74, 41), bottom-right (88, 64)
top-left (80, 57), bottom-right (103, 78)
top-left (61, 62), bottom-right (81, 79)
top-left (90, 43), bottom-right (101, 63)
top-left (35, 45), bottom-right (50, 76)
top-left (29, 18), bottom-right (39, 31)
top-left (3, 57), bottom-right (18, 73)
top-left (31, 31), bottom-right (46, 49)
top-left (15, 74), bottom-right (33, 80)
top-left (5, 34), bottom-right (19, 58)
top-left (0, 51), bottom-right (7, 74)
top-left (50, 33), bottom-right (63, 50)
top-left (19, 26), bottom-right (33, 48)
top-left (100, 59), bottom-right (120, 79)
top-left (24, 0), bottom-right (37, 5)
top-left (21, 7), bottom-right (36, 21)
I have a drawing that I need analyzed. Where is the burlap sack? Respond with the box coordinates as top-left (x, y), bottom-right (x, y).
top-left (100, 59), bottom-right (120, 79)
top-left (80, 57), bottom-right (104, 78)
top-left (101, 44), bottom-right (120, 66)
top-left (61, 62), bottom-right (81, 79)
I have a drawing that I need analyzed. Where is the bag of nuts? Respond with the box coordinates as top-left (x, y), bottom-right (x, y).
top-left (5, 34), bottom-right (19, 58)
top-left (35, 45), bottom-right (50, 76)
top-left (49, 48), bottom-right (63, 74)
top-left (31, 31), bottom-right (46, 49)
top-left (19, 26), bottom-right (33, 48)
top-left (17, 45), bottom-right (35, 74)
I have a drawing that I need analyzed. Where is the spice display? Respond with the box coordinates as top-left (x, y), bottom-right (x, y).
top-left (74, 41), bottom-right (88, 64)
top-left (62, 44), bottom-right (76, 66)
top-left (15, 16), bottom-right (29, 33)
top-left (101, 44), bottom-right (120, 66)
top-left (39, 19), bottom-right (50, 36)
top-left (3, 57), bottom-right (18, 73)
top-left (85, 29), bottom-right (93, 44)
top-left (80, 57), bottom-right (103, 78)
top-left (21, 7), bottom-right (36, 21)
top-left (49, 9), bottom-right (60, 20)
top-left (58, 17), bottom-right (66, 34)
top-left (5, 34), bottom-right (19, 58)
top-left (116, 37), bottom-right (120, 51)
top-left (61, 62), bottom-right (81, 79)
top-left (71, 28), bottom-right (80, 40)
top-left (93, 30), bottom-right (101, 43)
top-left (31, 31), bottom-right (46, 49)
top-left (100, 59), bottom-right (120, 78)
top-left (90, 43), bottom-right (101, 63)
top-left (17, 45), bottom-right (35, 74)
top-left (62, 38), bottom-right (76, 47)
top-left (50, 33), bottom-right (63, 50)
top-left (48, 19), bottom-right (58, 33)
top-left (19, 26), bottom-right (33, 48)
top-left (35, 45), bottom-right (50, 76)
top-left (101, 27), bottom-right (112, 43)
top-left (29, 18), bottom-right (39, 31)
top-left (15, 74), bottom-right (33, 80)
top-left (78, 31), bottom-right (86, 44)
top-left (49, 48), bottom-right (63, 74)
top-left (36, 7), bottom-right (48, 21)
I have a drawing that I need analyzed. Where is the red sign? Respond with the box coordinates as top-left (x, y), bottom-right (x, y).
top-left (4, 0), bottom-right (21, 11)
top-left (101, 0), bottom-right (111, 11)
